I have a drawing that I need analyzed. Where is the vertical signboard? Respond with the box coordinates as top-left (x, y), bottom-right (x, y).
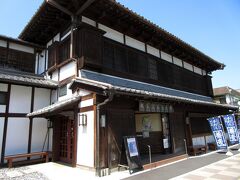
top-left (207, 116), bottom-right (227, 150)
top-left (222, 114), bottom-right (239, 145)
top-left (123, 136), bottom-right (143, 174)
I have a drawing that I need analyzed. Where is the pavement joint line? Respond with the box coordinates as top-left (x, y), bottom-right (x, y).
top-left (169, 153), bottom-right (240, 180)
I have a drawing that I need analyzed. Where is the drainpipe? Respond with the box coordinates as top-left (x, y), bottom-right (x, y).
top-left (96, 89), bottom-right (114, 176)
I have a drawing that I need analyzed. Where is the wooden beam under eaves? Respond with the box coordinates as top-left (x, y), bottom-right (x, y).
top-left (76, 0), bottom-right (96, 15)
top-left (46, 0), bottom-right (74, 16)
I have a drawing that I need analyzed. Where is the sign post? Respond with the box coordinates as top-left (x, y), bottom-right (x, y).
top-left (207, 116), bottom-right (231, 155)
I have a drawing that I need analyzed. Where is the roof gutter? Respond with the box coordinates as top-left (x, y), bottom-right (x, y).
top-left (96, 88), bottom-right (114, 176)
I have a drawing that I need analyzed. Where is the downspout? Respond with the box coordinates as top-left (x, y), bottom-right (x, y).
top-left (96, 89), bottom-right (115, 176)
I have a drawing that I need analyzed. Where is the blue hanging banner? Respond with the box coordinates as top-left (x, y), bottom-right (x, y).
top-left (207, 116), bottom-right (228, 149)
top-left (222, 114), bottom-right (239, 145)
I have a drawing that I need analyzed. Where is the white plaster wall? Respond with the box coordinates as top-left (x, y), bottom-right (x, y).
top-left (35, 54), bottom-right (38, 74)
top-left (161, 51), bottom-right (172, 63)
top-left (0, 105), bottom-right (6, 113)
top-left (51, 70), bottom-right (58, 81)
top-left (194, 66), bottom-right (202, 75)
top-left (125, 36), bottom-right (145, 52)
top-left (0, 40), bottom-right (7, 48)
top-left (192, 136), bottom-right (205, 146)
top-left (9, 85), bottom-right (32, 113)
top-left (79, 99), bottom-right (93, 108)
top-left (0, 117), bottom-right (4, 157)
top-left (58, 84), bottom-right (73, 101)
top-left (77, 110), bottom-right (94, 167)
top-left (173, 57), bottom-right (183, 67)
top-left (59, 61), bottom-right (76, 81)
top-left (0, 83), bottom-right (8, 91)
top-left (31, 118), bottom-right (49, 152)
top-left (47, 40), bottom-right (52, 48)
top-left (5, 118), bottom-right (29, 156)
top-left (9, 43), bottom-right (34, 54)
top-left (34, 88), bottom-right (50, 111)
top-left (38, 50), bottom-right (46, 74)
top-left (99, 23), bottom-right (124, 44)
top-left (183, 62), bottom-right (193, 72)
top-left (53, 33), bottom-right (60, 42)
top-left (147, 45), bottom-right (160, 58)
top-left (51, 90), bottom-right (58, 104)
top-left (206, 135), bottom-right (215, 144)
top-left (82, 16), bottom-right (96, 27)
top-left (202, 70), bottom-right (207, 76)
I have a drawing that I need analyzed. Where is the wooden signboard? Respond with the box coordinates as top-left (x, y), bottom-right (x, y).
top-left (120, 136), bottom-right (143, 174)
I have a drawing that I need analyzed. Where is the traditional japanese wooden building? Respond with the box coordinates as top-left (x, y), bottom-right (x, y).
top-left (0, 0), bottom-right (237, 176)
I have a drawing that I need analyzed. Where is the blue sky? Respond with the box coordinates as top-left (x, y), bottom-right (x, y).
top-left (0, 0), bottom-right (239, 89)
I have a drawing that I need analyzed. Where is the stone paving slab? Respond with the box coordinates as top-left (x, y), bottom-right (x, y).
top-left (171, 153), bottom-right (240, 180)
top-left (0, 166), bottom-right (48, 180)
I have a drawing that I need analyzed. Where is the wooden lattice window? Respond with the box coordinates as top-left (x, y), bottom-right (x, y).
top-left (148, 58), bottom-right (158, 80)
top-left (48, 42), bottom-right (59, 68)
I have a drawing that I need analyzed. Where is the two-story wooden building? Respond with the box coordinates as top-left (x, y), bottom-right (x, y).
top-left (0, 0), bottom-right (237, 176)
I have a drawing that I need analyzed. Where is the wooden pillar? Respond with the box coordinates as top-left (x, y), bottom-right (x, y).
top-left (72, 107), bottom-right (78, 167)
top-left (1, 84), bottom-right (11, 165)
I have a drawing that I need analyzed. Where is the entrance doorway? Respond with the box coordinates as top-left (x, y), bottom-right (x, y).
top-left (59, 118), bottom-right (74, 163)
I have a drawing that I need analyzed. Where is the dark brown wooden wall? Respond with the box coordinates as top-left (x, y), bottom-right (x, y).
top-left (0, 46), bottom-right (35, 73)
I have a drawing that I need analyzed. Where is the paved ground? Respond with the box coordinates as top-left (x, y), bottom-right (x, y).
top-left (0, 145), bottom-right (239, 180)
top-left (171, 153), bottom-right (240, 180)
top-left (124, 146), bottom-right (240, 180)
top-left (0, 166), bottom-right (48, 180)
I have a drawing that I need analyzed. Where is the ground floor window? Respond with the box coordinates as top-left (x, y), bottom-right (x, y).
top-left (135, 113), bottom-right (171, 155)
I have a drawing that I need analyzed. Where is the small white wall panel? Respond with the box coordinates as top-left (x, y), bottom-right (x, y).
top-left (98, 24), bottom-right (124, 44)
top-left (79, 99), bottom-right (93, 108)
top-left (34, 88), bottom-right (50, 111)
top-left (51, 70), bottom-right (58, 81)
top-left (183, 62), bottom-right (193, 71)
top-left (53, 33), bottom-right (60, 42)
top-left (5, 118), bottom-right (29, 156)
top-left (193, 66), bottom-right (202, 75)
top-left (59, 62), bottom-right (76, 81)
top-left (38, 50), bottom-right (46, 74)
top-left (82, 16), bottom-right (96, 27)
top-left (58, 84), bottom-right (73, 101)
top-left (0, 83), bottom-right (8, 92)
top-left (192, 136), bottom-right (205, 146)
top-left (202, 70), bottom-right (207, 76)
top-left (0, 40), bottom-right (7, 48)
top-left (31, 118), bottom-right (49, 152)
top-left (51, 90), bottom-right (58, 104)
top-left (125, 36), bottom-right (145, 52)
top-left (0, 105), bottom-right (6, 113)
top-left (173, 57), bottom-right (183, 67)
top-left (161, 51), bottom-right (172, 63)
top-left (147, 45), bottom-right (160, 58)
top-left (9, 43), bottom-right (34, 54)
top-left (0, 118), bottom-right (4, 157)
top-left (77, 111), bottom-right (94, 167)
top-left (9, 85), bottom-right (32, 113)
top-left (47, 40), bottom-right (52, 48)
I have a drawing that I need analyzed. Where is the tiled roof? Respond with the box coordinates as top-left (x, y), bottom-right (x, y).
top-left (213, 86), bottom-right (240, 97)
top-left (27, 94), bottom-right (81, 117)
top-left (74, 70), bottom-right (238, 110)
top-left (80, 70), bottom-right (213, 102)
top-left (0, 68), bottom-right (58, 88)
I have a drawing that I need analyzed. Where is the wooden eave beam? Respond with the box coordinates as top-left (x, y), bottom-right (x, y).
top-left (76, 0), bottom-right (96, 15)
top-left (46, 0), bottom-right (74, 16)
